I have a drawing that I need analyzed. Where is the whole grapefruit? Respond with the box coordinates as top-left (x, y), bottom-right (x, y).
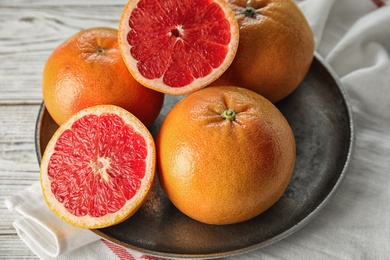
top-left (42, 27), bottom-right (164, 127)
top-left (210, 0), bottom-right (315, 103)
top-left (157, 86), bottom-right (296, 225)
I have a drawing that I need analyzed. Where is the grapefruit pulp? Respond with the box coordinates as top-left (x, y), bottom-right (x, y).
top-left (40, 105), bottom-right (156, 229)
top-left (118, 0), bottom-right (239, 95)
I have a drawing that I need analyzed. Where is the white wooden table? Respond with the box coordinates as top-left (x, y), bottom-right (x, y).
top-left (2, 1), bottom-right (390, 259)
top-left (0, 1), bottom-right (127, 257)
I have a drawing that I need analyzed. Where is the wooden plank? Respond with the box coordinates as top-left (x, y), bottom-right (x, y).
top-left (0, 1), bottom-right (126, 104)
top-left (0, 105), bottom-right (39, 173)
top-left (0, 105), bottom-right (40, 237)
top-left (0, 235), bottom-right (38, 259)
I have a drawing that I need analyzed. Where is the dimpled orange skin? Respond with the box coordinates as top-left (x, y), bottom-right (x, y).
top-left (42, 27), bottom-right (164, 127)
top-left (210, 0), bottom-right (315, 103)
top-left (157, 86), bottom-right (296, 225)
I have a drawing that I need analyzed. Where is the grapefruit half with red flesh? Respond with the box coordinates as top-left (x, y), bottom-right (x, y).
top-left (118, 0), bottom-right (239, 95)
top-left (40, 105), bottom-right (156, 229)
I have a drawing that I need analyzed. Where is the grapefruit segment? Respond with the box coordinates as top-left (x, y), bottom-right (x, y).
top-left (118, 0), bottom-right (239, 95)
top-left (40, 105), bottom-right (156, 229)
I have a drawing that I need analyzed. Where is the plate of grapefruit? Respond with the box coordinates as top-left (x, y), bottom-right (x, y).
top-left (35, 0), bottom-right (353, 258)
top-left (35, 52), bottom-right (353, 258)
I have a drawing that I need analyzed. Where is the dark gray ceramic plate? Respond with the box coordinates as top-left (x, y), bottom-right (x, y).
top-left (35, 53), bottom-right (354, 259)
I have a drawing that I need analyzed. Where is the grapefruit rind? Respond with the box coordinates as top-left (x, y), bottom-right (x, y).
top-left (118, 0), bottom-right (239, 95)
top-left (40, 105), bottom-right (156, 229)
top-left (156, 86), bottom-right (296, 225)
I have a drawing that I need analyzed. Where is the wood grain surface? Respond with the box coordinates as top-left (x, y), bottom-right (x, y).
top-left (0, 1), bottom-right (128, 258)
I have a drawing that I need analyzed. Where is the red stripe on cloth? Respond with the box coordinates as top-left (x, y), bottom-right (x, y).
top-left (139, 255), bottom-right (170, 260)
top-left (102, 239), bottom-right (136, 260)
top-left (372, 0), bottom-right (387, 7)
top-left (102, 239), bottom-right (171, 260)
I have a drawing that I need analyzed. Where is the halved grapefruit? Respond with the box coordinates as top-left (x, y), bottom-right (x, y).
top-left (118, 0), bottom-right (239, 95)
top-left (40, 105), bottom-right (156, 229)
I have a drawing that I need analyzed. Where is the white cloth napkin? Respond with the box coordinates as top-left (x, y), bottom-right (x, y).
top-left (4, 182), bottom-right (98, 258)
top-left (5, 0), bottom-right (390, 259)
top-left (5, 182), bottom-right (158, 259)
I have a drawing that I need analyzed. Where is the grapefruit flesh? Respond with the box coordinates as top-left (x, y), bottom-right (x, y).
top-left (40, 105), bottom-right (156, 229)
top-left (118, 0), bottom-right (239, 95)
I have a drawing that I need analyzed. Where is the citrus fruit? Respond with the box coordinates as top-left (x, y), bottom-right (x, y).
top-left (40, 105), bottom-right (156, 229)
top-left (156, 86), bottom-right (296, 225)
top-left (42, 27), bottom-right (164, 127)
top-left (118, 0), bottom-right (239, 95)
top-left (209, 0), bottom-right (315, 103)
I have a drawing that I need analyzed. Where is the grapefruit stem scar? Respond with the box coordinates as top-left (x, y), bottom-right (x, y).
top-left (221, 109), bottom-right (236, 120)
top-left (243, 6), bottom-right (256, 17)
top-left (96, 46), bottom-right (105, 55)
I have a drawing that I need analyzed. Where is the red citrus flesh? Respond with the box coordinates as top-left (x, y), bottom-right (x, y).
top-left (40, 105), bottom-right (155, 228)
top-left (118, 0), bottom-right (239, 95)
